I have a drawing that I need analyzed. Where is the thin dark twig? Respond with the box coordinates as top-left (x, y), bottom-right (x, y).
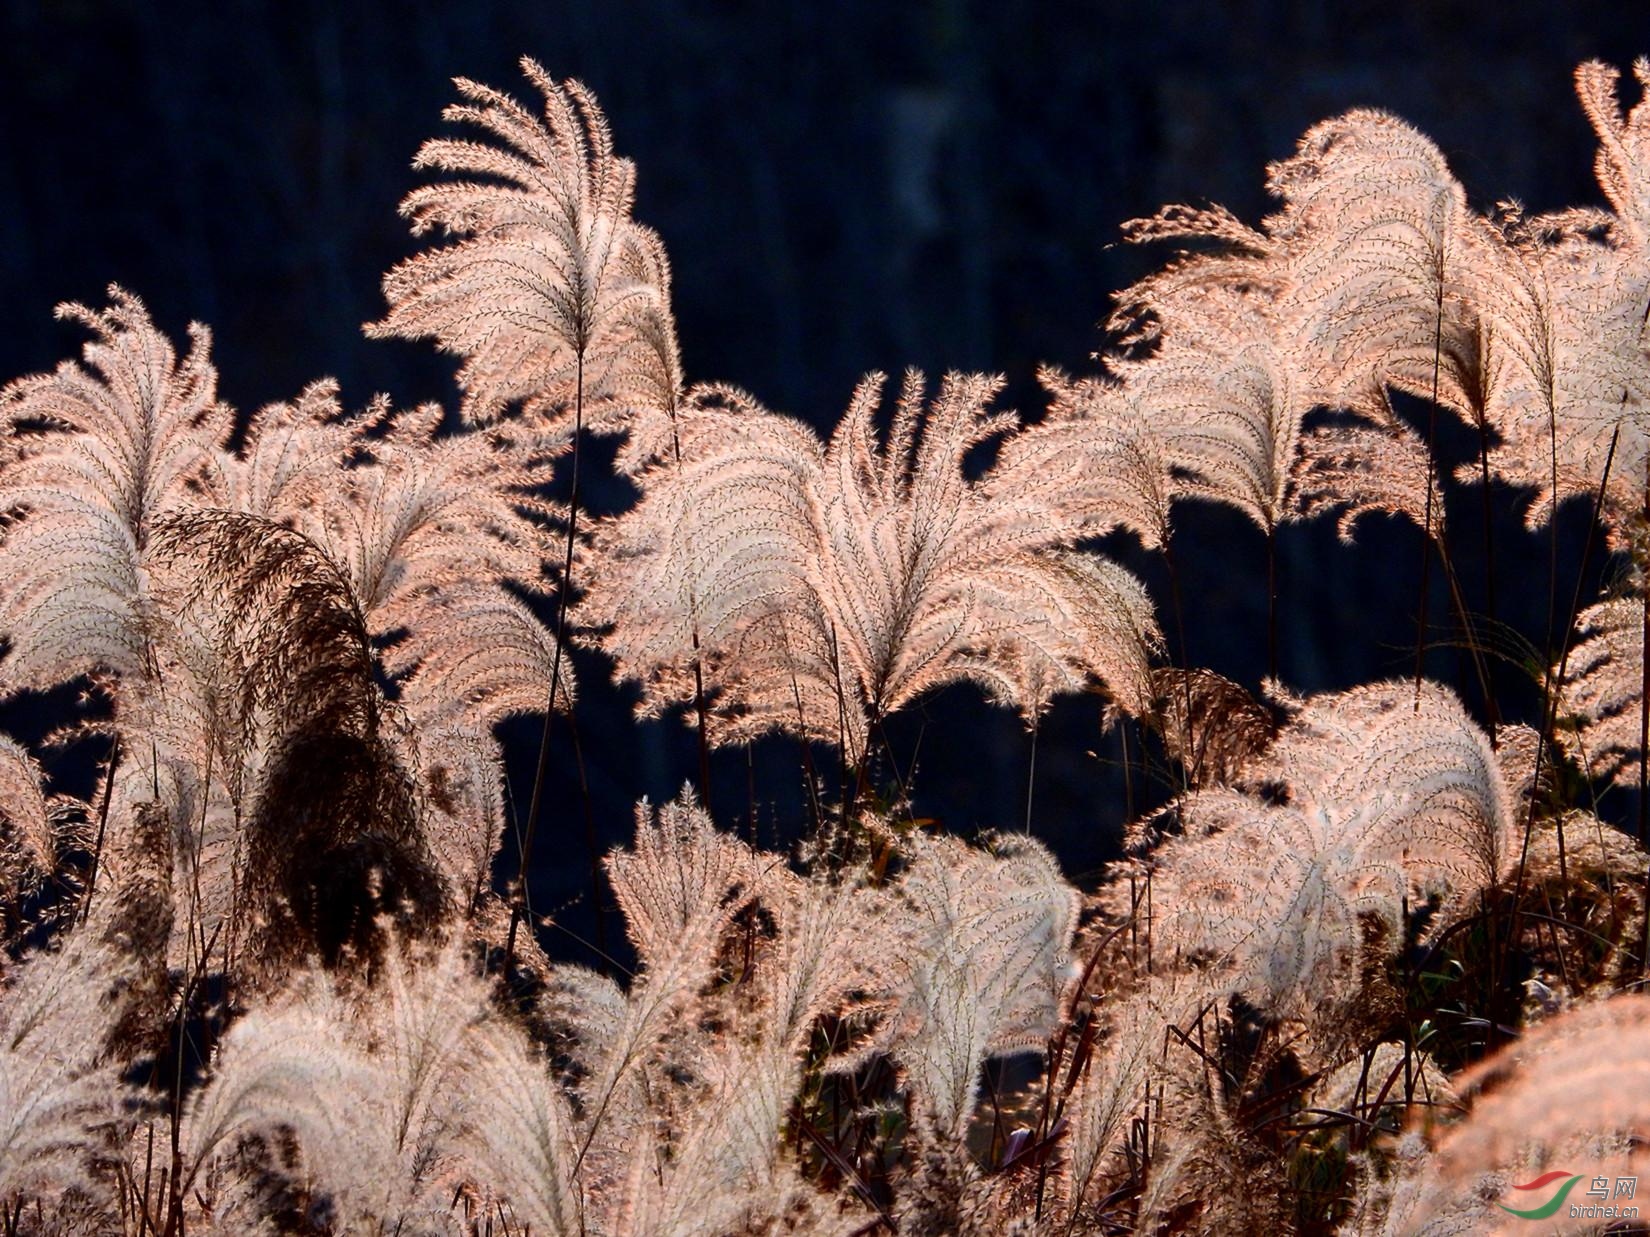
top-left (507, 350), bottom-right (586, 975)
top-left (1512, 424), bottom-right (1619, 907)
top-left (1413, 245), bottom-right (1447, 709)
top-left (78, 735), bottom-right (122, 924)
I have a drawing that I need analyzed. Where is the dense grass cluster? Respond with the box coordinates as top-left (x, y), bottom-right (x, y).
top-left (1, 51), bottom-right (1650, 1236)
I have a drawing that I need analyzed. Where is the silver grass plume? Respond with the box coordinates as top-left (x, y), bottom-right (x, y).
top-left (995, 367), bottom-right (1177, 550)
top-left (1116, 284), bottom-right (1310, 537)
top-left (562, 795), bottom-right (768, 1205)
top-left (1472, 63), bottom-right (1650, 534)
top-left (212, 378), bottom-right (353, 524)
top-left (1578, 58), bottom-right (1650, 249)
top-left (0, 933), bottom-right (136, 1208)
top-left (582, 372), bottom-right (1161, 758)
top-left (0, 288), bottom-right (227, 696)
top-left (0, 734), bottom-right (83, 911)
top-left (148, 509), bottom-right (442, 975)
top-left (179, 936), bottom-right (545, 1233)
top-left (563, 811), bottom-right (883, 1236)
top-left (886, 833), bottom-right (1078, 1142)
top-left (368, 57), bottom-right (680, 451)
top-left (578, 386), bottom-right (834, 745)
top-left (1265, 109), bottom-right (1477, 417)
top-left (1563, 590), bottom-right (1650, 784)
top-left (1138, 681), bottom-right (1511, 1032)
top-left (317, 398), bottom-right (559, 667)
top-left (1114, 112), bottom-right (1482, 548)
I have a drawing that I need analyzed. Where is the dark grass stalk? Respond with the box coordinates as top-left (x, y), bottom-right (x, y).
top-left (160, 1010), bottom-right (187, 1236)
top-left (1392, 329), bottom-right (1498, 730)
top-left (1128, 873), bottom-right (1139, 965)
top-left (222, 800), bottom-right (246, 1003)
top-left (1503, 424), bottom-right (1619, 1027)
top-left (563, 702), bottom-right (609, 960)
top-left (187, 746), bottom-right (214, 967)
top-left (788, 668), bottom-right (828, 837)
top-left (1119, 713), bottom-right (1135, 825)
top-left (1513, 425), bottom-right (1619, 888)
top-left (1433, 534), bottom-right (1501, 734)
top-left (1616, 298), bottom-right (1649, 975)
top-left (847, 743), bottom-right (874, 838)
top-left (1194, 1005), bottom-right (1213, 1106)
top-left (139, 1123), bottom-right (156, 1237)
top-left (1145, 868), bottom-right (1154, 976)
top-left (689, 639), bottom-right (713, 801)
top-left (665, 413), bottom-right (714, 801)
top-left (78, 735), bottom-right (122, 925)
top-left (154, 732), bottom-right (221, 1237)
top-left (1266, 520), bottom-right (1279, 682)
top-left (1642, 454), bottom-right (1649, 854)
top-left (1033, 885), bottom-right (1147, 1220)
top-left (1540, 887), bottom-right (1575, 994)
top-left (1024, 717), bottom-right (1039, 834)
top-left (1347, 1047), bottom-right (1377, 1154)
top-left (865, 713), bottom-right (920, 842)
top-left (1413, 251), bottom-right (1448, 709)
top-left (1475, 410), bottom-right (1500, 726)
top-left (791, 1101), bottom-right (895, 1229)
top-left (506, 352), bottom-right (586, 976)
top-left (1134, 1083), bottom-right (1152, 1212)
top-left (161, 913), bottom-right (221, 1235)
top-left (828, 624), bottom-right (855, 835)
top-left (1413, 432), bottom-right (1440, 707)
top-left (1640, 455), bottom-right (1650, 977)
top-left (1401, 895), bottom-right (1415, 1107)
top-left (1159, 535), bottom-right (1196, 792)
top-left (1493, 361), bottom-right (1567, 1029)
top-left (984, 1063), bottom-right (1008, 1164)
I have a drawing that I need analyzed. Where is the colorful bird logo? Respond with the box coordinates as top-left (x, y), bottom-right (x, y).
top-left (1498, 1171), bottom-right (1585, 1220)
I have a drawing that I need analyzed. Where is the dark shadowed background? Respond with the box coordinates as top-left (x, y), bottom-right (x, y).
top-left (2, 1), bottom-right (1647, 967)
